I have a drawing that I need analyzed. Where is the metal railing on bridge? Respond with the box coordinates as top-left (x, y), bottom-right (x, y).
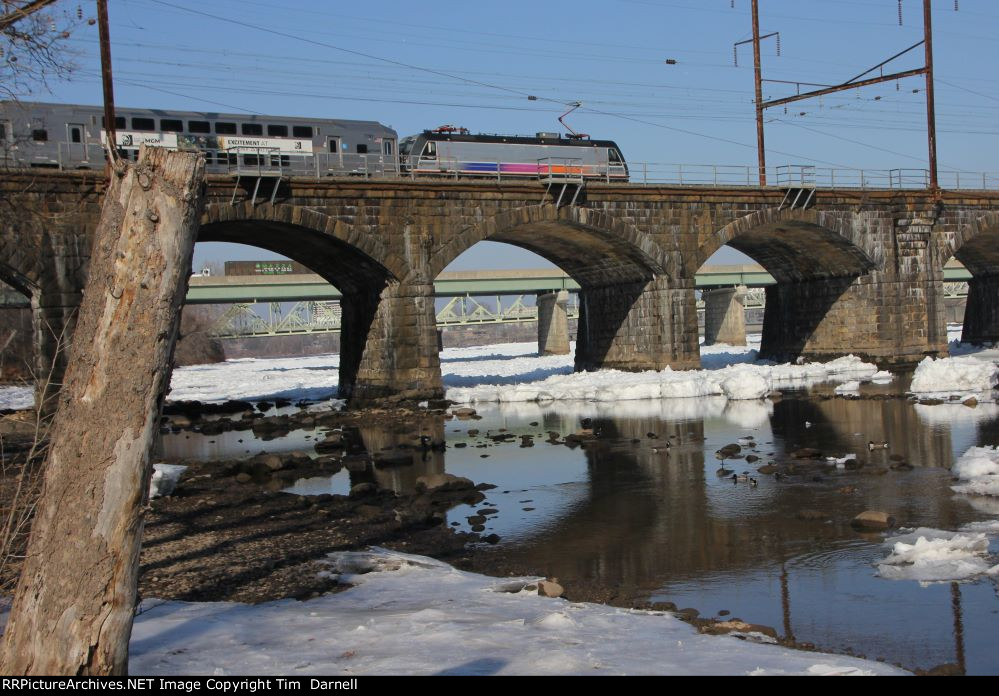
top-left (34, 144), bottom-right (999, 191)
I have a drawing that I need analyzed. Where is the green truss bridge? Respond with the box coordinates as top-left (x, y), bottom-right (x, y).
top-left (183, 263), bottom-right (971, 340)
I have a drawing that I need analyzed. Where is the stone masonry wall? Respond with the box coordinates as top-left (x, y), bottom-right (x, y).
top-left (2, 171), bottom-right (998, 404)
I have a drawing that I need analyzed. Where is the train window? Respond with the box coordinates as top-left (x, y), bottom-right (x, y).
top-left (609, 149), bottom-right (623, 164)
top-left (70, 127), bottom-right (82, 143)
top-left (215, 122), bottom-right (237, 135)
top-left (188, 120), bottom-right (210, 133)
top-left (0, 123), bottom-right (6, 141)
top-left (421, 141), bottom-right (436, 158)
top-left (31, 129), bottom-right (48, 142)
top-left (160, 119), bottom-right (184, 132)
top-left (267, 124), bottom-right (288, 137)
top-left (243, 154), bottom-right (260, 166)
top-left (356, 144), bottom-right (368, 154)
top-left (383, 140), bottom-right (394, 155)
top-left (292, 125), bottom-right (313, 138)
top-left (132, 117), bottom-right (155, 131)
top-left (101, 116), bottom-right (126, 128)
top-left (242, 123), bottom-right (263, 136)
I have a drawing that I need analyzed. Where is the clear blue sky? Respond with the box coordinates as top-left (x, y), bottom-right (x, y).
top-left (21, 0), bottom-right (999, 271)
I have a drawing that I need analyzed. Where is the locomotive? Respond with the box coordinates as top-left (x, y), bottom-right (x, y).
top-left (0, 101), bottom-right (628, 180)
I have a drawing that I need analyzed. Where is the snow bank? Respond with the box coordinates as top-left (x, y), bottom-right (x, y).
top-left (0, 385), bottom-right (33, 411)
top-left (149, 464), bottom-right (188, 499)
top-left (950, 446), bottom-right (999, 498)
top-left (877, 528), bottom-right (998, 584)
top-left (909, 356), bottom-right (998, 397)
top-left (129, 549), bottom-right (905, 676)
top-left (447, 354), bottom-right (878, 405)
top-left (168, 355), bottom-right (342, 403)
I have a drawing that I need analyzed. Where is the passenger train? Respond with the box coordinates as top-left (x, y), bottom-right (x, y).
top-left (0, 101), bottom-right (628, 181)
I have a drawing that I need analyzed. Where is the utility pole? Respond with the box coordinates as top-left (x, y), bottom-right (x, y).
top-left (734, 1), bottom-right (778, 186)
top-left (96, 0), bottom-right (117, 161)
top-left (923, 0), bottom-right (938, 190)
top-left (741, 0), bottom-right (943, 192)
top-left (751, 0), bottom-right (766, 186)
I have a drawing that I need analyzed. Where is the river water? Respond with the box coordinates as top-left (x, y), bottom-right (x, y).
top-left (160, 383), bottom-right (999, 675)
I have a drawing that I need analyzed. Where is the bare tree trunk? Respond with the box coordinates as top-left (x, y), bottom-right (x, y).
top-left (1, 147), bottom-right (205, 675)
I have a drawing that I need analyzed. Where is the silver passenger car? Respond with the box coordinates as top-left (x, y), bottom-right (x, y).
top-left (0, 101), bottom-right (399, 176)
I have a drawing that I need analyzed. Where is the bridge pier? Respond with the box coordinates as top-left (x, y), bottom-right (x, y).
top-left (962, 275), bottom-right (999, 344)
top-left (30, 292), bottom-right (81, 412)
top-left (701, 285), bottom-right (747, 346)
top-left (760, 271), bottom-right (948, 365)
top-left (350, 281), bottom-right (443, 404)
top-left (576, 275), bottom-right (699, 372)
top-left (537, 290), bottom-right (570, 355)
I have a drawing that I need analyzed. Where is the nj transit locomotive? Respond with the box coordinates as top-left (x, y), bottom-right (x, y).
top-left (0, 101), bottom-right (628, 180)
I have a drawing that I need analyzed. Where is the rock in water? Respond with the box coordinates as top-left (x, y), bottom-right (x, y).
top-left (851, 510), bottom-right (896, 530)
top-left (537, 579), bottom-right (564, 598)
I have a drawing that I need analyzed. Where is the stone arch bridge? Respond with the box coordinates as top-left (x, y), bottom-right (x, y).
top-left (3, 171), bottom-right (998, 404)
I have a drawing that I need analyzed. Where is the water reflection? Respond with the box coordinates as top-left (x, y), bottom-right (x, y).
top-left (160, 392), bottom-right (999, 674)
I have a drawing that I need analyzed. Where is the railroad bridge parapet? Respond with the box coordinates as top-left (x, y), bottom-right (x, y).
top-left (3, 170), bottom-right (998, 404)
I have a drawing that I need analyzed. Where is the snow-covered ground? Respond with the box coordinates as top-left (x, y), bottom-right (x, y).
top-left (443, 337), bottom-right (885, 404)
top-left (129, 548), bottom-right (907, 676)
top-left (0, 385), bottom-right (33, 411)
top-left (1, 324), bottom-right (996, 409)
top-left (166, 355), bottom-right (344, 404)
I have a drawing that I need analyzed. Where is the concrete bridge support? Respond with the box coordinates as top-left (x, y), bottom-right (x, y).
top-left (537, 290), bottom-right (570, 355)
top-left (702, 285), bottom-right (747, 347)
top-left (575, 275), bottom-right (699, 372)
top-left (962, 275), bottom-right (999, 345)
top-left (351, 281), bottom-right (443, 404)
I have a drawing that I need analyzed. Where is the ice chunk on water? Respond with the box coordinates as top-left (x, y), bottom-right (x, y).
top-left (877, 528), bottom-right (998, 584)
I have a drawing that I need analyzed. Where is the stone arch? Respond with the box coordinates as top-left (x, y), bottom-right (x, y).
top-left (695, 208), bottom-right (883, 363)
top-left (942, 212), bottom-right (999, 344)
top-left (693, 208), bottom-right (878, 281)
top-left (198, 202), bottom-right (402, 399)
top-left (428, 204), bottom-right (671, 284)
top-left (943, 211), bottom-right (999, 275)
top-left (430, 205), bottom-right (696, 373)
top-left (199, 202), bottom-right (401, 290)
